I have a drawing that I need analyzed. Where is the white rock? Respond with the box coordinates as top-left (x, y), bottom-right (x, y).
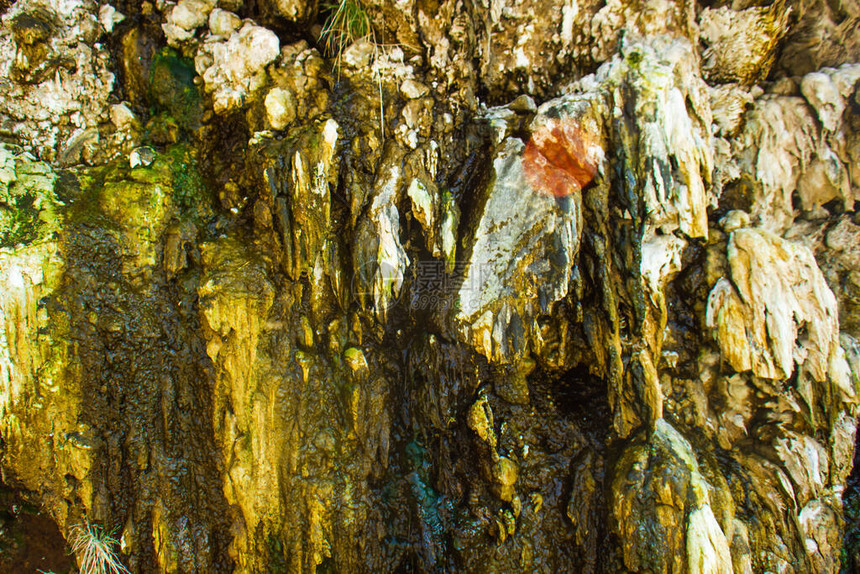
top-left (162, 22), bottom-right (195, 44)
top-left (129, 150), bottom-right (142, 168)
top-left (833, 64), bottom-right (860, 92)
top-left (271, 0), bottom-right (304, 20)
top-left (110, 103), bottom-right (137, 130)
top-left (699, 5), bottom-right (788, 84)
top-left (208, 7), bottom-right (241, 36)
top-left (399, 79), bottom-right (429, 99)
top-left (719, 209), bottom-right (750, 232)
top-left (170, 0), bottom-right (216, 31)
top-left (197, 23), bottom-right (280, 113)
top-left (129, 147), bottom-right (155, 168)
top-left (457, 135), bottom-right (582, 361)
top-left (641, 233), bottom-right (685, 294)
top-left (706, 228), bottom-right (846, 384)
top-left (0, 145), bottom-right (18, 189)
top-left (341, 39), bottom-right (375, 69)
top-left (709, 84), bottom-right (753, 137)
top-left (352, 161), bottom-right (409, 322)
top-left (264, 87), bottom-right (296, 130)
top-left (686, 505), bottom-right (734, 574)
top-left (735, 97), bottom-right (819, 231)
top-left (98, 4), bottom-right (125, 33)
top-left (407, 179), bottom-right (434, 231)
top-left (774, 431), bottom-right (828, 505)
top-left (801, 72), bottom-right (844, 133)
top-left (616, 38), bottom-right (714, 239)
top-left (0, 0), bottom-right (116, 160)
top-left (799, 498), bottom-right (842, 573)
top-left (796, 146), bottom-right (852, 213)
top-left (439, 197), bottom-right (458, 266)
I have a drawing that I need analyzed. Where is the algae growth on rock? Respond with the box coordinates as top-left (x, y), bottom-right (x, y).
top-left (0, 0), bottom-right (859, 572)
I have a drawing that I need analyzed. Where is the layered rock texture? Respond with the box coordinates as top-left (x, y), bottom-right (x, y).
top-left (0, 0), bottom-right (859, 572)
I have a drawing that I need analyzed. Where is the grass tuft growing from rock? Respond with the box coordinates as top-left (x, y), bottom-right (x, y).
top-left (320, 0), bottom-right (386, 139)
top-left (68, 521), bottom-right (129, 574)
top-left (320, 0), bottom-right (373, 67)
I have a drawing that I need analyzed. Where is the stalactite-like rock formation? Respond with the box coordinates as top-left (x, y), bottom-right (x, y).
top-left (0, 0), bottom-right (859, 572)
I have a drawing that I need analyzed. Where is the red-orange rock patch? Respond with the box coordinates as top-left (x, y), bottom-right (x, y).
top-left (523, 119), bottom-right (600, 198)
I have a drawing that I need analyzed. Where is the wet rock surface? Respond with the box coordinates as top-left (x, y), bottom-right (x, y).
top-left (0, 0), bottom-right (858, 572)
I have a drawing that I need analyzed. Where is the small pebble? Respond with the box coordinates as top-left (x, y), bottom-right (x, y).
top-left (129, 146), bottom-right (155, 168)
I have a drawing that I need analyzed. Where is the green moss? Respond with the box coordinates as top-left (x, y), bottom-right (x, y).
top-left (0, 193), bottom-right (44, 247)
top-left (625, 49), bottom-right (643, 68)
top-left (163, 145), bottom-right (210, 214)
top-left (0, 145), bottom-right (60, 248)
top-left (145, 113), bottom-right (181, 145)
top-left (148, 47), bottom-right (202, 136)
top-left (60, 166), bottom-right (122, 230)
top-left (266, 534), bottom-right (288, 574)
top-left (61, 145), bottom-right (213, 228)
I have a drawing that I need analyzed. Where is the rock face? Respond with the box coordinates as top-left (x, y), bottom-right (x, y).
top-left (0, 0), bottom-right (859, 572)
top-left (0, 0), bottom-right (115, 162)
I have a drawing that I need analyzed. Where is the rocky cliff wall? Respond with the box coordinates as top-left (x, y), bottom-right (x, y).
top-left (0, 0), bottom-right (859, 572)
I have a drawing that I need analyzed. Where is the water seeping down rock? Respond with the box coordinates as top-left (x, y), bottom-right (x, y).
top-left (0, 0), bottom-right (859, 571)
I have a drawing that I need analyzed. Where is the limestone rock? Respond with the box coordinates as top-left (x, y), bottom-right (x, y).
top-left (699, 3), bottom-right (789, 85)
top-left (258, 118), bottom-right (339, 279)
top-left (358, 159), bottom-right (410, 321)
top-left (611, 420), bottom-right (733, 574)
top-left (400, 79), bottom-right (428, 99)
top-left (800, 497), bottom-right (843, 573)
top-left (0, 0), bottom-right (857, 571)
top-left (197, 238), bottom-right (278, 569)
top-left (207, 7), bottom-right (240, 36)
top-left (406, 177), bottom-right (458, 269)
top-left (0, 144), bottom-right (60, 248)
top-left (264, 86), bottom-right (297, 130)
top-left (0, 0), bottom-right (115, 161)
top-left (0, 153), bottom-right (80, 550)
top-left (343, 347), bottom-right (368, 374)
top-left (820, 217), bottom-right (860, 336)
top-left (167, 0), bottom-right (215, 34)
top-left (263, 41), bottom-right (330, 128)
top-left (195, 22), bottom-right (280, 113)
top-left (586, 0), bottom-right (698, 68)
top-left (609, 36), bottom-right (714, 239)
top-left (775, 0), bottom-right (860, 76)
top-left (265, 0), bottom-right (314, 22)
top-left (456, 94), bottom-right (600, 363)
top-left (128, 146), bottom-right (155, 167)
top-left (708, 84), bottom-right (755, 138)
top-left (467, 392), bottom-right (497, 451)
top-left (729, 65), bottom-right (859, 231)
top-left (733, 95), bottom-right (819, 230)
top-left (687, 505), bottom-right (733, 574)
top-left (706, 227), bottom-right (850, 394)
top-left (98, 4), bottom-right (124, 33)
top-left (491, 456), bottom-right (518, 502)
top-left (109, 102), bottom-right (137, 131)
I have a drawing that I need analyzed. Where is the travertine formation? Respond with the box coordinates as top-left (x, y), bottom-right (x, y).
top-left (0, 0), bottom-right (116, 163)
top-left (0, 0), bottom-right (858, 572)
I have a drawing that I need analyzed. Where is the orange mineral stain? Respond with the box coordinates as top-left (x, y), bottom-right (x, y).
top-left (523, 119), bottom-right (600, 198)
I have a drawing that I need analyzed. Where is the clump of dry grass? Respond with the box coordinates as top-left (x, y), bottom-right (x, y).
top-left (320, 0), bottom-right (386, 140)
top-left (320, 0), bottom-right (374, 68)
top-left (68, 520), bottom-right (129, 574)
